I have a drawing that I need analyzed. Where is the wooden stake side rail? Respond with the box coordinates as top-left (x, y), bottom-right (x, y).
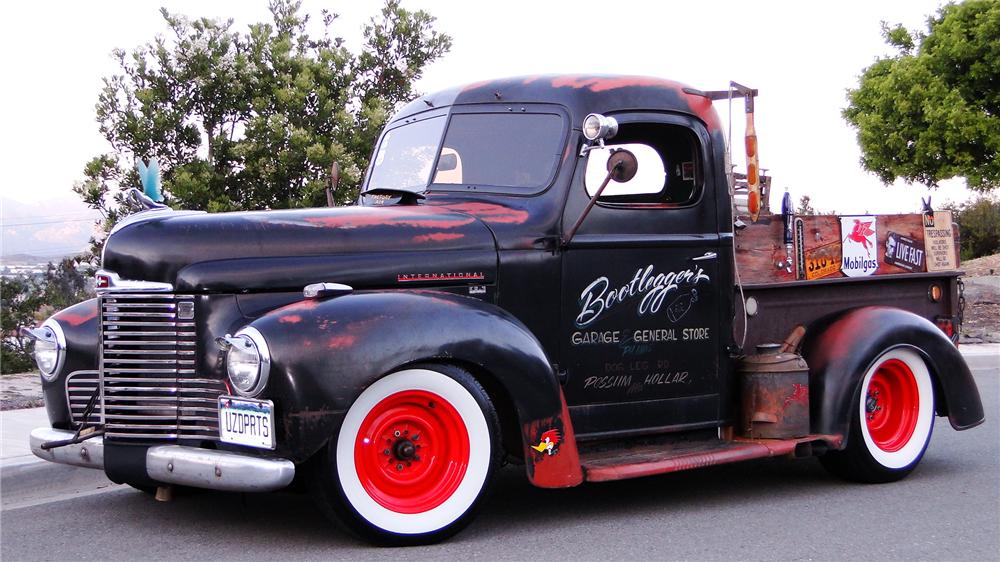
top-left (734, 213), bottom-right (962, 286)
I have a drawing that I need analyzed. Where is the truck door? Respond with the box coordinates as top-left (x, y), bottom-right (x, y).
top-left (560, 114), bottom-right (723, 437)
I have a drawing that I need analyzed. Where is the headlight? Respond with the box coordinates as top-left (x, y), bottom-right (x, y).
top-left (582, 113), bottom-right (618, 141)
top-left (223, 327), bottom-right (270, 397)
top-left (26, 320), bottom-right (65, 381)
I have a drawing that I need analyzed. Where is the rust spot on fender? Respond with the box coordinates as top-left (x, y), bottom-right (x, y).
top-left (327, 334), bottom-right (357, 349)
top-left (412, 232), bottom-right (465, 243)
top-left (272, 299), bottom-right (320, 316)
top-left (287, 408), bottom-right (344, 420)
top-left (55, 302), bottom-right (98, 326)
top-left (279, 314), bottom-right (302, 324)
top-left (522, 391), bottom-right (583, 488)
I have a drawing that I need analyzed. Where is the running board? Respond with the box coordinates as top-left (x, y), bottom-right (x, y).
top-left (580, 434), bottom-right (842, 483)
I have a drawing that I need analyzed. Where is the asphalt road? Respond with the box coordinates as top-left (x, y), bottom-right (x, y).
top-left (3, 368), bottom-right (997, 561)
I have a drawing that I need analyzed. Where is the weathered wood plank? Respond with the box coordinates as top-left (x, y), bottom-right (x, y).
top-left (735, 212), bottom-right (961, 285)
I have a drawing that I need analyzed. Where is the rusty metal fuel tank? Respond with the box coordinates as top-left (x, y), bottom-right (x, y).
top-left (739, 343), bottom-right (810, 439)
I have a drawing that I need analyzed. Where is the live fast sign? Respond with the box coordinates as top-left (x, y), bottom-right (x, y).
top-left (884, 232), bottom-right (925, 272)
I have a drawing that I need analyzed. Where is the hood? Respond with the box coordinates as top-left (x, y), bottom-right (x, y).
top-left (102, 206), bottom-right (497, 292)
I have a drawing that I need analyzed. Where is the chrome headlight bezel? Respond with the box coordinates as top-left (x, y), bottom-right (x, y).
top-left (33, 319), bottom-right (66, 381)
top-left (225, 327), bottom-right (271, 397)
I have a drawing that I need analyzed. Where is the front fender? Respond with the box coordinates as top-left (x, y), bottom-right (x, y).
top-left (802, 306), bottom-right (985, 443)
top-left (250, 290), bottom-right (568, 466)
top-left (44, 299), bottom-right (100, 428)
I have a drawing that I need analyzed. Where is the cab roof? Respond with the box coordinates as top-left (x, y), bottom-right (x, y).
top-left (392, 75), bottom-right (722, 133)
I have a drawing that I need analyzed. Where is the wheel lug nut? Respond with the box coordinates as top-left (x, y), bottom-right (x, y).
top-left (396, 464), bottom-right (403, 471)
top-left (394, 430), bottom-right (401, 437)
top-left (383, 449), bottom-right (390, 456)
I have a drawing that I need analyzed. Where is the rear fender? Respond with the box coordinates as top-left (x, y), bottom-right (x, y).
top-left (250, 290), bottom-right (583, 485)
top-left (801, 306), bottom-right (985, 445)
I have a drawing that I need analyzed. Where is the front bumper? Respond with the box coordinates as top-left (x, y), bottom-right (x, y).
top-left (29, 427), bottom-right (295, 492)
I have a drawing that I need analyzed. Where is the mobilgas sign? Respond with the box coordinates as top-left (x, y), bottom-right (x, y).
top-left (840, 216), bottom-right (878, 277)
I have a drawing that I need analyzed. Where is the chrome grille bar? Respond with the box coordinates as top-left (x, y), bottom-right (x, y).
top-left (65, 370), bottom-right (102, 427)
top-left (100, 292), bottom-right (226, 441)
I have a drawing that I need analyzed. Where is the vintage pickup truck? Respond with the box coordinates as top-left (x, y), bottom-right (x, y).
top-left (24, 75), bottom-right (984, 545)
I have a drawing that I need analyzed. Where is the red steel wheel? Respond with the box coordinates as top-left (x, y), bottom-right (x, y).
top-left (312, 365), bottom-right (500, 545)
top-left (863, 358), bottom-right (920, 453)
top-left (353, 389), bottom-right (471, 514)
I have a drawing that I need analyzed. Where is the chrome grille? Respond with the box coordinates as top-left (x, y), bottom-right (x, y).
top-left (100, 293), bottom-right (224, 441)
top-left (66, 370), bottom-right (102, 427)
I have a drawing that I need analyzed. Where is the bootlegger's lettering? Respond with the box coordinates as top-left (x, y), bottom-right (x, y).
top-left (576, 265), bottom-right (711, 328)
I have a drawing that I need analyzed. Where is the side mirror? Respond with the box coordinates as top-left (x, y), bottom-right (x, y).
top-left (607, 149), bottom-right (638, 183)
top-left (562, 148), bottom-right (637, 247)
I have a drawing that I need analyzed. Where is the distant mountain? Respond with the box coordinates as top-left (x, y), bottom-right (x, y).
top-left (3, 253), bottom-right (79, 265)
top-left (1, 195), bottom-right (99, 258)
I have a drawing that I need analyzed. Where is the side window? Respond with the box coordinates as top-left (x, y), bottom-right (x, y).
top-left (585, 144), bottom-right (664, 197)
top-left (583, 123), bottom-right (701, 205)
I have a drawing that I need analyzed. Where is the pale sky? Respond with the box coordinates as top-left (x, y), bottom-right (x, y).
top-left (0, 0), bottom-right (976, 255)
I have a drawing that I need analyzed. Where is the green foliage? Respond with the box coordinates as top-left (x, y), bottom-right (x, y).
top-left (1, 276), bottom-right (45, 373)
top-left (843, 1), bottom-right (999, 192)
top-left (0, 258), bottom-right (92, 374)
top-left (946, 197), bottom-right (1000, 260)
top-left (75, 0), bottom-right (451, 262)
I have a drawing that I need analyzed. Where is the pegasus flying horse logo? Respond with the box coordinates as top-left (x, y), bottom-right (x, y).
top-left (844, 219), bottom-right (875, 257)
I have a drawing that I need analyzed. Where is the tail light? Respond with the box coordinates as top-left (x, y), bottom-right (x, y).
top-left (934, 315), bottom-right (959, 346)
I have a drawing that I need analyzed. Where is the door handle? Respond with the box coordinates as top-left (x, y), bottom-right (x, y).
top-left (691, 252), bottom-right (717, 262)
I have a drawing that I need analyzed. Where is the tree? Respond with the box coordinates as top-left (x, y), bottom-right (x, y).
top-left (75, 0), bottom-right (451, 262)
top-left (945, 196), bottom-right (1000, 260)
top-left (1, 276), bottom-right (46, 373)
top-left (843, 1), bottom-right (999, 192)
top-left (0, 258), bottom-right (93, 374)
top-left (42, 258), bottom-right (91, 312)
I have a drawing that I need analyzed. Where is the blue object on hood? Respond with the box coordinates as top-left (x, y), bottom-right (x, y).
top-left (136, 158), bottom-right (163, 203)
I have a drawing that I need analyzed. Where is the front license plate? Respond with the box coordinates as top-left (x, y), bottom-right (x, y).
top-left (218, 396), bottom-right (275, 449)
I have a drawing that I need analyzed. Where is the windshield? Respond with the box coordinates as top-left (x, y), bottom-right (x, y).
top-left (366, 111), bottom-right (565, 194)
top-left (367, 115), bottom-right (447, 193)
